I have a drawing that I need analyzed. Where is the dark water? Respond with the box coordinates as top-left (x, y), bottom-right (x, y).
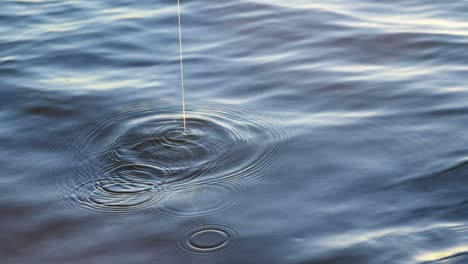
top-left (2, 0), bottom-right (468, 263)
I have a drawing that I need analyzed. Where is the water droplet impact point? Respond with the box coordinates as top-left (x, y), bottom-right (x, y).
top-left (177, 224), bottom-right (238, 255)
top-left (188, 229), bottom-right (229, 250)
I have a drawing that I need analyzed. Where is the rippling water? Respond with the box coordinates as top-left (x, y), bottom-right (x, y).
top-left (2, 0), bottom-right (468, 263)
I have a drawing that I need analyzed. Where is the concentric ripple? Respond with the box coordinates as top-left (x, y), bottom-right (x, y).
top-left (57, 103), bottom-right (293, 215)
top-left (176, 224), bottom-right (239, 255)
top-left (155, 182), bottom-right (238, 218)
top-left (69, 178), bottom-right (165, 213)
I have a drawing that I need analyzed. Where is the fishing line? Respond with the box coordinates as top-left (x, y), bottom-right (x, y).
top-left (177, 0), bottom-right (187, 132)
top-left (177, 0), bottom-right (202, 227)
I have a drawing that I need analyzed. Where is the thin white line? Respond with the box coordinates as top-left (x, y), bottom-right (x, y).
top-left (177, 0), bottom-right (187, 132)
top-left (178, 1), bottom-right (200, 225)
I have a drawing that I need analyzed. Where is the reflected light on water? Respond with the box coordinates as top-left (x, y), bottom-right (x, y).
top-left (415, 245), bottom-right (468, 262)
top-left (322, 222), bottom-right (463, 248)
top-left (287, 111), bottom-right (381, 126)
top-left (40, 75), bottom-right (161, 90)
top-left (249, 0), bottom-right (350, 15)
top-left (99, 7), bottom-right (176, 21)
top-left (252, 0), bottom-right (468, 37)
top-left (15, 0), bottom-right (43, 2)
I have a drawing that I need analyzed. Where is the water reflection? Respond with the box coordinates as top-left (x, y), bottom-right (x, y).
top-left (2, 0), bottom-right (468, 263)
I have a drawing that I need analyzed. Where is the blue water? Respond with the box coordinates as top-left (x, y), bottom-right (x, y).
top-left (2, 0), bottom-right (468, 263)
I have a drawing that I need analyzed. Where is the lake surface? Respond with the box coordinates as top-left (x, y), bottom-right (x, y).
top-left (2, 0), bottom-right (468, 263)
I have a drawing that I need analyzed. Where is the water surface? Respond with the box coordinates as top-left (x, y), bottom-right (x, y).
top-left (2, 0), bottom-right (468, 263)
